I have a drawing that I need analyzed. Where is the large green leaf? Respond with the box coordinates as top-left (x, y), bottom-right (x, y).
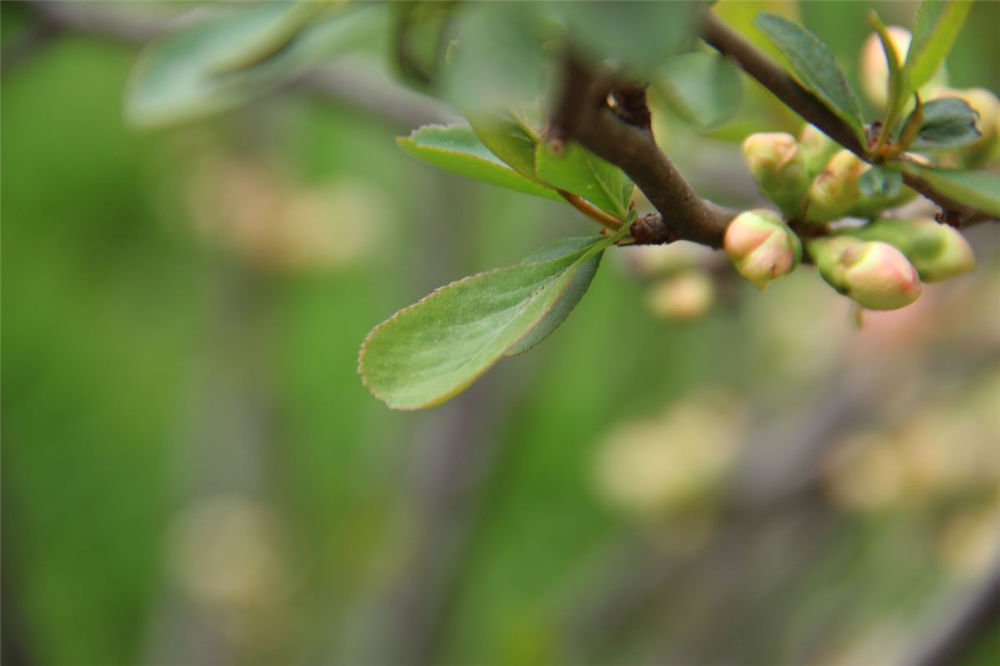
top-left (359, 236), bottom-right (610, 409)
top-left (127, 4), bottom-right (384, 128)
top-left (656, 51), bottom-right (744, 129)
top-left (442, 4), bottom-right (549, 111)
top-left (505, 237), bottom-right (604, 357)
top-left (397, 125), bottom-right (561, 201)
top-left (908, 97), bottom-right (982, 149)
top-left (904, 0), bottom-right (972, 93)
top-left (905, 165), bottom-right (1000, 216)
top-left (535, 142), bottom-right (633, 219)
top-left (755, 12), bottom-right (866, 146)
top-left (550, 1), bottom-right (701, 72)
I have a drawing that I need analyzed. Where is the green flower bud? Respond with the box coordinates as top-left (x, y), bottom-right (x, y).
top-left (742, 133), bottom-right (809, 216)
top-left (724, 209), bottom-right (802, 290)
top-left (799, 123), bottom-right (840, 179)
top-left (809, 236), bottom-right (922, 310)
top-left (843, 218), bottom-right (976, 283)
top-left (859, 27), bottom-right (947, 110)
top-left (806, 150), bottom-right (867, 223)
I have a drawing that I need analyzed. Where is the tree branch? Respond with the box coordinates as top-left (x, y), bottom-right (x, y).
top-left (700, 11), bottom-right (996, 227)
top-left (549, 54), bottom-right (737, 248)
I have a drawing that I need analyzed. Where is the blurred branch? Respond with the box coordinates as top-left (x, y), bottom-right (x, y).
top-left (20, 0), bottom-right (453, 129)
top-left (898, 550), bottom-right (1000, 666)
top-left (700, 12), bottom-right (998, 228)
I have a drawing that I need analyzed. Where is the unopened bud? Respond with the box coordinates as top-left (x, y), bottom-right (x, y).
top-left (724, 209), bottom-right (802, 290)
top-left (806, 150), bottom-right (867, 223)
top-left (845, 218), bottom-right (976, 282)
top-left (809, 236), bottom-right (921, 310)
top-left (799, 124), bottom-right (840, 179)
top-left (742, 133), bottom-right (809, 216)
top-left (938, 87), bottom-right (1000, 167)
top-left (645, 271), bottom-right (715, 321)
top-left (859, 27), bottom-right (947, 110)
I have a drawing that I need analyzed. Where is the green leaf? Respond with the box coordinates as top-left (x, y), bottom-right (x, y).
top-left (397, 125), bottom-right (561, 201)
top-left (869, 11), bottom-right (906, 135)
top-left (908, 97), bottom-right (982, 149)
top-left (755, 12), bottom-right (866, 145)
top-left (359, 236), bottom-right (610, 409)
top-left (550, 1), bottom-right (701, 72)
top-left (466, 112), bottom-right (543, 182)
top-left (505, 238), bottom-right (604, 356)
top-left (904, 0), bottom-right (972, 93)
top-left (859, 165), bottom-right (904, 198)
top-left (442, 4), bottom-right (549, 111)
top-left (905, 165), bottom-right (1000, 216)
top-left (656, 52), bottom-right (743, 129)
top-left (127, 4), bottom-right (384, 128)
top-left (535, 142), bottom-right (633, 219)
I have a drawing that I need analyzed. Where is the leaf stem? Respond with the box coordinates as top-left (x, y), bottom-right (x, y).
top-left (558, 190), bottom-right (622, 230)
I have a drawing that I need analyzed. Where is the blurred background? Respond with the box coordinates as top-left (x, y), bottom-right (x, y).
top-left (2, 2), bottom-right (998, 665)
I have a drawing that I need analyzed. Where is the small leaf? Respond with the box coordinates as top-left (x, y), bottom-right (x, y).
top-left (397, 125), bottom-right (561, 201)
top-left (127, 4), bottom-right (384, 128)
top-left (656, 52), bottom-right (743, 129)
top-left (905, 164), bottom-right (1000, 216)
top-left (359, 236), bottom-right (610, 409)
top-left (904, 0), bottom-right (972, 93)
top-left (859, 166), bottom-right (903, 198)
top-left (505, 238), bottom-right (604, 356)
top-left (466, 112), bottom-right (543, 182)
top-left (869, 11), bottom-right (906, 136)
top-left (755, 12), bottom-right (866, 145)
top-left (908, 97), bottom-right (982, 149)
top-left (535, 142), bottom-right (633, 219)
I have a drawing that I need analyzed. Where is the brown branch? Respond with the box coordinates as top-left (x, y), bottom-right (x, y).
top-left (549, 54), bottom-right (737, 248)
top-left (700, 11), bottom-right (996, 227)
top-left (897, 551), bottom-right (1000, 666)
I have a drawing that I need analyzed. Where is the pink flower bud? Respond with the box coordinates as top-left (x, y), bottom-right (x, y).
top-left (847, 218), bottom-right (976, 283)
top-left (742, 133), bottom-right (809, 216)
top-left (724, 209), bottom-right (802, 290)
top-left (645, 272), bottom-right (715, 321)
top-left (809, 237), bottom-right (922, 310)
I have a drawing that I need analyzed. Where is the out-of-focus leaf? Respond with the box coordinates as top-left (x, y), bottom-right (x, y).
top-left (467, 112), bottom-right (543, 181)
top-left (397, 124), bottom-right (561, 200)
top-left (359, 236), bottom-right (610, 409)
top-left (442, 4), bottom-right (549, 111)
top-left (859, 165), bottom-right (904, 198)
top-left (908, 97), bottom-right (982, 149)
top-left (391, 1), bottom-right (456, 87)
top-left (550, 1), bottom-right (702, 72)
top-left (711, 1), bottom-right (801, 63)
top-left (905, 164), bottom-right (1000, 216)
top-left (657, 51), bottom-right (743, 129)
top-left (505, 237), bottom-right (604, 356)
top-left (535, 142), bottom-right (633, 219)
top-left (755, 12), bottom-right (866, 146)
top-left (126, 4), bottom-right (384, 128)
top-left (904, 0), bottom-right (972, 93)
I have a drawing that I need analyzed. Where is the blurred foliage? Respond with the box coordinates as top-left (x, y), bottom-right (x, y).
top-left (2, 2), bottom-right (999, 666)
